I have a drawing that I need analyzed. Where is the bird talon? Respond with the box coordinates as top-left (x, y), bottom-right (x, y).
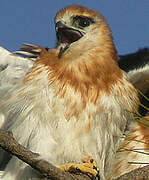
top-left (58, 158), bottom-right (100, 178)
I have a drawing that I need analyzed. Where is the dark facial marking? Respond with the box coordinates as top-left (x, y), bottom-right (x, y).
top-left (72, 16), bottom-right (95, 28)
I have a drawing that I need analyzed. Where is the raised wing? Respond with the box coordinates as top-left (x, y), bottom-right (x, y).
top-left (119, 48), bottom-right (149, 115)
top-left (0, 44), bottom-right (48, 94)
top-left (0, 44), bottom-right (43, 172)
top-left (0, 46), bottom-right (36, 94)
top-left (119, 48), bottom-right (149, 94)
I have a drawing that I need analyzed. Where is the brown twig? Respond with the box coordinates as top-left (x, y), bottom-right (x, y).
top-left (1, 129), bottom-right (149, 180)
top-left (0, 130), bottom-right (92, 180)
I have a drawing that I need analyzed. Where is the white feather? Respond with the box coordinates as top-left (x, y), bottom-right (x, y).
top-left (0, 67), bottom-right (137, 179)
top-left (0, 46), bottom-right (35, 96)
top-left (0, 171), bottom-right (4, 179)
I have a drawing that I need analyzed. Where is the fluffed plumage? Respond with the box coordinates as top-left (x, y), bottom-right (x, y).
top-left (0, 5), bottom-right (140, 180)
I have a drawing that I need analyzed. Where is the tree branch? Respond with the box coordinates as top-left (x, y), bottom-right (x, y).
top-left (0, 130), bottom-right (92, 180)
top-left (1, 129), bottom-right (149, 180)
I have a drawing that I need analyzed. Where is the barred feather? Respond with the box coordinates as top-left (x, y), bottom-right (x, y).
top-left (13, 44), bottom-right (48, 60)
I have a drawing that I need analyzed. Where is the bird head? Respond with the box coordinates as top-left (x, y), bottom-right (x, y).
top-left (55, 5), bottom-right (116, 60)
top-left (25, 5), bottom-right (137, 109)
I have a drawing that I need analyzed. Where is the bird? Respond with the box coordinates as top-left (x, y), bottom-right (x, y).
top-left (112, 48), bottom-right (149, 178)
top-left (118, 48), bottom-right (149, 116)
top-left (0, 5), bottom-right (139, 180)
top-left (0, 46), bottom-right (36, 97)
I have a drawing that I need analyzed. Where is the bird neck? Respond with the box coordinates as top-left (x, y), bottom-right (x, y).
top-left (34, 47), bottom-right (122, 105)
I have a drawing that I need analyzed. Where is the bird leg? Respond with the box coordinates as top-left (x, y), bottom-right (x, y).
top-left (58, 157), bottom-right (100, 179)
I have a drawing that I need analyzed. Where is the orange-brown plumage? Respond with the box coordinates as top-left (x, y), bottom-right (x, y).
top-left (0, 5), bottom-right (140, 180)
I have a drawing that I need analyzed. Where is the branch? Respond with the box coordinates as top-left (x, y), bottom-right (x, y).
top-left (1, 129), bottom-right (149, 180)
top-left (0, 130), bottom-right (92, 180)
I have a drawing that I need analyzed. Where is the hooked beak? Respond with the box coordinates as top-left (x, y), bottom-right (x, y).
top-left (55, 21), bottom-right (83, 58)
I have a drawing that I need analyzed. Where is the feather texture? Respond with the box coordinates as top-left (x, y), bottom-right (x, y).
top-left (0, 5), bottom-right (140, 180)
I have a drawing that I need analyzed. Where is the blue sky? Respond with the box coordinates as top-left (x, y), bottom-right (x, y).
top-left (0, 0), bottom-right (148, 55)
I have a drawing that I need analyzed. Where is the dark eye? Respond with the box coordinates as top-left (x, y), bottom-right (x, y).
top-left (78, 17), bottom-right (90, 27)
top-left (73, 16), bottom-right (94, 28)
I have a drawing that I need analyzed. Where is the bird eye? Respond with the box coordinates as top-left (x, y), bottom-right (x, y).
top-left (78, 18), bottom-right (90, 27)
top-left (73, 16), bottom-right (94, 28)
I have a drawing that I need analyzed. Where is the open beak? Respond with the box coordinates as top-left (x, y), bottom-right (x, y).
top-left (55, 21), bottom-right (83, 57)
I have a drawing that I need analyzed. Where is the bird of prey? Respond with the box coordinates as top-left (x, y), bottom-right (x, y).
top-left (0, 5), bottom-right (140, 180)
top-left (119, 48), bottom-right (149, 115)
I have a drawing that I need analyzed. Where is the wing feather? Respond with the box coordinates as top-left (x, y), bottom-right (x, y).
top-left (0, 45), bottom-right (37, 96)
